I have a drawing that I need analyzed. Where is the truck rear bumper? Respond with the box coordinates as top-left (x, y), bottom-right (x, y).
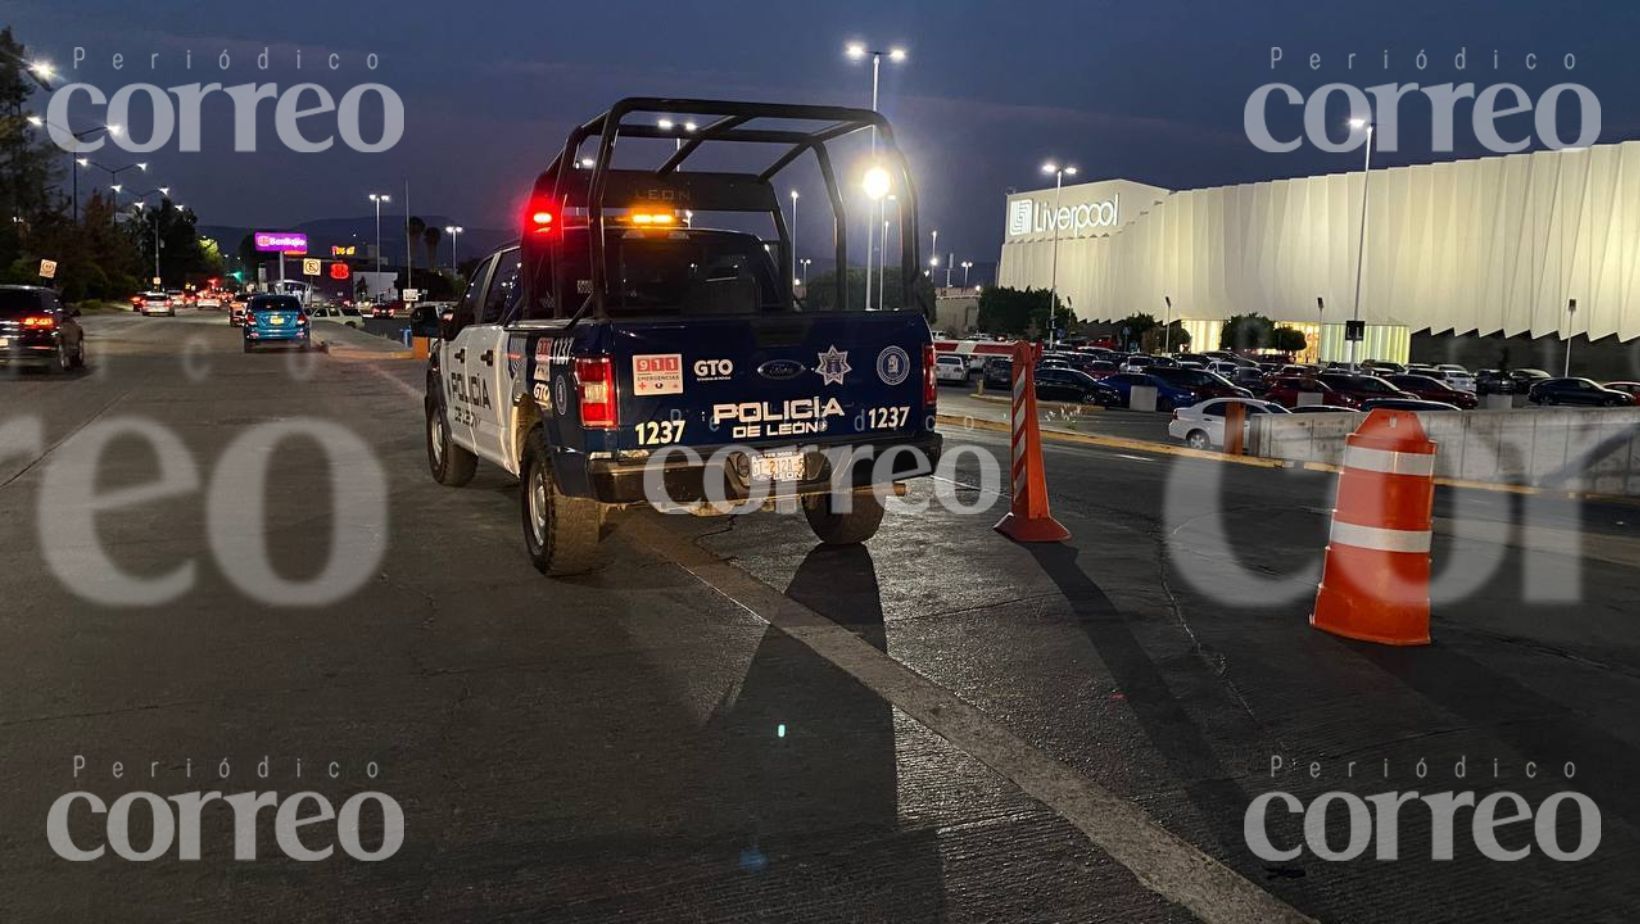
top-left (584, 432), bottom-right (943, 506)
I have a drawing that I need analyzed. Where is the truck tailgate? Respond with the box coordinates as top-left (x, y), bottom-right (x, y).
top-left (609, 313), bottom-right (932, 451)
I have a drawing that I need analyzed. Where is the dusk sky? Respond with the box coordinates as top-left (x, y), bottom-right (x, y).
top-left (11, 0), bottom-right (1639, 274)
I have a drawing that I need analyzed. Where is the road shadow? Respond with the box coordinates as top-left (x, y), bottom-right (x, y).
top-left (1027, 542), bottom-right (1264, 869)
top-left (692, 542), bottom-right (946, 920)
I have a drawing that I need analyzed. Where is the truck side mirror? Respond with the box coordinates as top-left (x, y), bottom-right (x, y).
top-left (438, 308), bottom-right (463, 341)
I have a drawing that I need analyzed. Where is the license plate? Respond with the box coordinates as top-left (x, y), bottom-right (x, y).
top-left (0, 337), bottom-right (9, 348)
top-left (271, 316), bottom-right (287, 326)
top-left (750, 450), bottom-right (804, 481)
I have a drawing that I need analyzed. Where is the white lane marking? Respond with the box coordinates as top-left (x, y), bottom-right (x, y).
top-left (626, 519), bottom-right (1313, 924)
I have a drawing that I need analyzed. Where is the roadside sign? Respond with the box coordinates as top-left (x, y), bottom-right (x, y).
top-left (328, 262), bottom-right (351, 280)
top-left (38, 259), bottom-right (57, 280)
top-left (403, 288), bottom-right (421, 303)
top-left (1344, 319), bottom-right (1366, 342)
top-left (152, 276), bottom-right (163, 286)
top-left (302, 258), bottom-right (321, 276)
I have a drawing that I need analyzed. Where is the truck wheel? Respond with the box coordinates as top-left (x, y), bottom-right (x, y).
top-left (802, 489), bottom-right (885, 545)
top-left (520, 427), bottom-right (603, 576)
top-left (426, 395), bottom-right (477, 486)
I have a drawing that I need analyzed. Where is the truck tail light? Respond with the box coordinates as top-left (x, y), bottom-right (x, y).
top-left (922, 343), bottom-right (937, 409)
top-left (574, 356), bottom-right (618, 429)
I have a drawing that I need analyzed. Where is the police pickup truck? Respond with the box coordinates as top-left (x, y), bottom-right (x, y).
top-left (423, 99), bottom-right (941, 575)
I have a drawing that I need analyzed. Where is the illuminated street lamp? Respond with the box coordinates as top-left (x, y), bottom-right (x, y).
top-left (1041, 161), bottom-right (1078, 347)
top-left (368, 193), bottom-right (391, 276)
top-left (961, 260), bottom-right (973, 287)
top-left (444, 225), bottom-right (464, 272)
top-left (848, 41), bottom-right (906, 309)
top-left (800, 257), bottom-right (812, 286)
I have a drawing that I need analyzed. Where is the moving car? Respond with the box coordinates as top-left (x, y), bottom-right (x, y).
top-left (0, 285), bottom-right (86, 373)
top-left (307, 305), bottom-right (366, 328)
top-left (228, 297), bottom-right (248, 326)
top-left (933, 353), bottom-right (969, 384)
top-left (424, 98), bottom-right (941, 575)
top-left (241, 294), bottom-right (311, 352)
top-left (1526, 377), bottom-right (1637, 407)
top-left (1168, 397), bottom-right (1289, 450)
top-left (1605, 382), bottom-right (1640, 399)
top-left (138, 290), bottom-right (174, 317)
top-left (1384, 373), bottom-right (1480, 409)
top-left (196, 291), bottom-right (223, 310)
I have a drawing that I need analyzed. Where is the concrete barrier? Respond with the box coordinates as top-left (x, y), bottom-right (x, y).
top-left (1129, 385), bottom-right (1158, 412)
top-left (1247, 407), bottom-right (1640, 495)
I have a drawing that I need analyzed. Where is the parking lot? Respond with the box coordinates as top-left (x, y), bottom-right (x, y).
top-left (2, 311), bottom-right (1637, 920)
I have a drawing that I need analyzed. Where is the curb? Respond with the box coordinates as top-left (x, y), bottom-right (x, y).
top-left (966, 392), bottom-right (1104, 414)
top-left (935, 414), bottom-right (1287, 468)
top-left (316, 339), bottom-right (418, 361)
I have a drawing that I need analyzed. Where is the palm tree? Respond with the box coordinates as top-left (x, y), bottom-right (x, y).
top-left (406, 215), bottom-right (426, 267)
top-left (423, 226), bottom-right (443, 270)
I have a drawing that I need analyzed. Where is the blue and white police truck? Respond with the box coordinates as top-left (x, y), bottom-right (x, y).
top-left (423, 99), bottom-right (942, 575)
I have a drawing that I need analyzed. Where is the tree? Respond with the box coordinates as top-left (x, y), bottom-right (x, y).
top-left (1116, 312), bottom-right (1158, 350)
top-left (1270, 326), bottom-right (1308, 354)
top-left (0, 27), bottom-right (61, 273)
top-left (1140, 320), bottom-right (1191, 354)
top-left (407, 215), bottom-right (426, 267)
top-left (975, 285), bottom-right (1062, 337)
top-left (422, 225), bottom-right (443, 270)
top-left (1219, 313), bottom-right (1277, 352)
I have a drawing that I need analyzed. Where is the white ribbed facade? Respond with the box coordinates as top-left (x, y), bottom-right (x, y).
top-left (997, 141), bottom-right (1640, 344)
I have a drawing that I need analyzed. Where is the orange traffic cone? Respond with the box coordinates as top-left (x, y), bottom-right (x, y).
top-left (995, 341), bottom-right (1071, 543)
top-left (1311, 409), bottom-right (1437, 645)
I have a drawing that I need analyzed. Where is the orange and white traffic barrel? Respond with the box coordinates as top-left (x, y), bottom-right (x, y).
top-left (1311, 409), bottom-right (1437, 646)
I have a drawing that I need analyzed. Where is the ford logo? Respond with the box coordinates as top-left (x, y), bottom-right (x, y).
top-left (757, 359), bottom-right (806, 381)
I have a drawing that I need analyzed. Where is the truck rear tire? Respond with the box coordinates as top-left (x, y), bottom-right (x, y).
top-left (803, 489), bottom-right (885, 545)
top-left (426, 395), bottom-right (477, 487)
top-left (521, 427), bottom-right (603, 576)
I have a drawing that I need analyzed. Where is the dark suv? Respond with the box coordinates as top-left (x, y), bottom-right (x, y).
top-left (0, 285), bottom-right (85, 373)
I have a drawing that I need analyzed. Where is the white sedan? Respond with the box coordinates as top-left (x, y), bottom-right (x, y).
top-left (933, 353), bottom-right (970, 384)
top-left (1168, 397), bottom-right (1289, 450)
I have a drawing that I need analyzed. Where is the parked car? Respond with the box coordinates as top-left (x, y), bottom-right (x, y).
top-left (307, 304), bottom-right (366, 328)
top-left (1168, 398), bottom-right (1289, 450)
top-left (1100, 371), bottom-right (1207, 411)
top-left (933, 353), bottom-right (970, 384)
top-left (1361, 360), bottom-right (1407, 375)
top-left (1264, 375), bottom-right (1355, 408)
top-left (1476, 368), bottom-right (1550, 395)
top-left (1149, 366), bottom-right (1254, 401)
top-left (1360, 398), bottom-right (1462, 412)
top-left (1384, 373), bottom-right (1480, 409)
top-left (1434, 364), bottom-right (1476, 392)
top-left (1033, 367), bottom-right (1113, 404)
top-left (1316, 372), bottom-right (1415, 406)
top-left (981, 356), bottom-right (1013, 390)
top-left (1081, 359), bottom-right (1121, 379)
top-left (1229, 367), bottom-right (1269, 392)
top-left (0, 285), bottom-right (86, 373)
top-left (1604, 381), bottom-right (1640, 399)
top-left (1289, 404), bottom-right (1359, 414)
top-left (1526, 377), bottom-right (1637, 407)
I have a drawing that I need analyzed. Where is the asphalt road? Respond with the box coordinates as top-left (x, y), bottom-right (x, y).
top-left (2, 310), bottom-right (1639, 921)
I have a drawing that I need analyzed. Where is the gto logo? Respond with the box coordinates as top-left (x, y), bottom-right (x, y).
top-left (694, 358), bottom-right (734, 380)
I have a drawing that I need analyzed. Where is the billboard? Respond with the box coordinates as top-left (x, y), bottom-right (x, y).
top-left (254, 231), bottom-right (309, 254)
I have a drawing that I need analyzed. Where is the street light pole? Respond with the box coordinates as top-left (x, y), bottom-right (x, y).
top-left (945, 252), bottom-right (953, 288)
top-left (800, 258), bottom-right (812, 286)
top-left (1041, 161), bottom-right (1078, 349)
top-left (1163, 296), bottom-right (1173, 354)
top-left (961, 260), bottom-right (972, 287)
top-left (1347, 118), bottom-right (1374, 372)
top-left (788, 190), bottom-right (799, 289)
top-left (369, 193), bottom-right (390, 281)
top-left (445, 226), bottom-right (463, 274)
top-left (848, 42), bottom-right (905, 310)
top-left (1564, 299), bottom-right (1578, 376)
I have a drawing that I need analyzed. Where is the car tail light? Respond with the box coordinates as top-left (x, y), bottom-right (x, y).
top-left (574, 356), bottom-right (618, 429)
top-left (21, 314), bottom-right (55, 330)
top-left (922, 344), bottom-right (938, 408)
